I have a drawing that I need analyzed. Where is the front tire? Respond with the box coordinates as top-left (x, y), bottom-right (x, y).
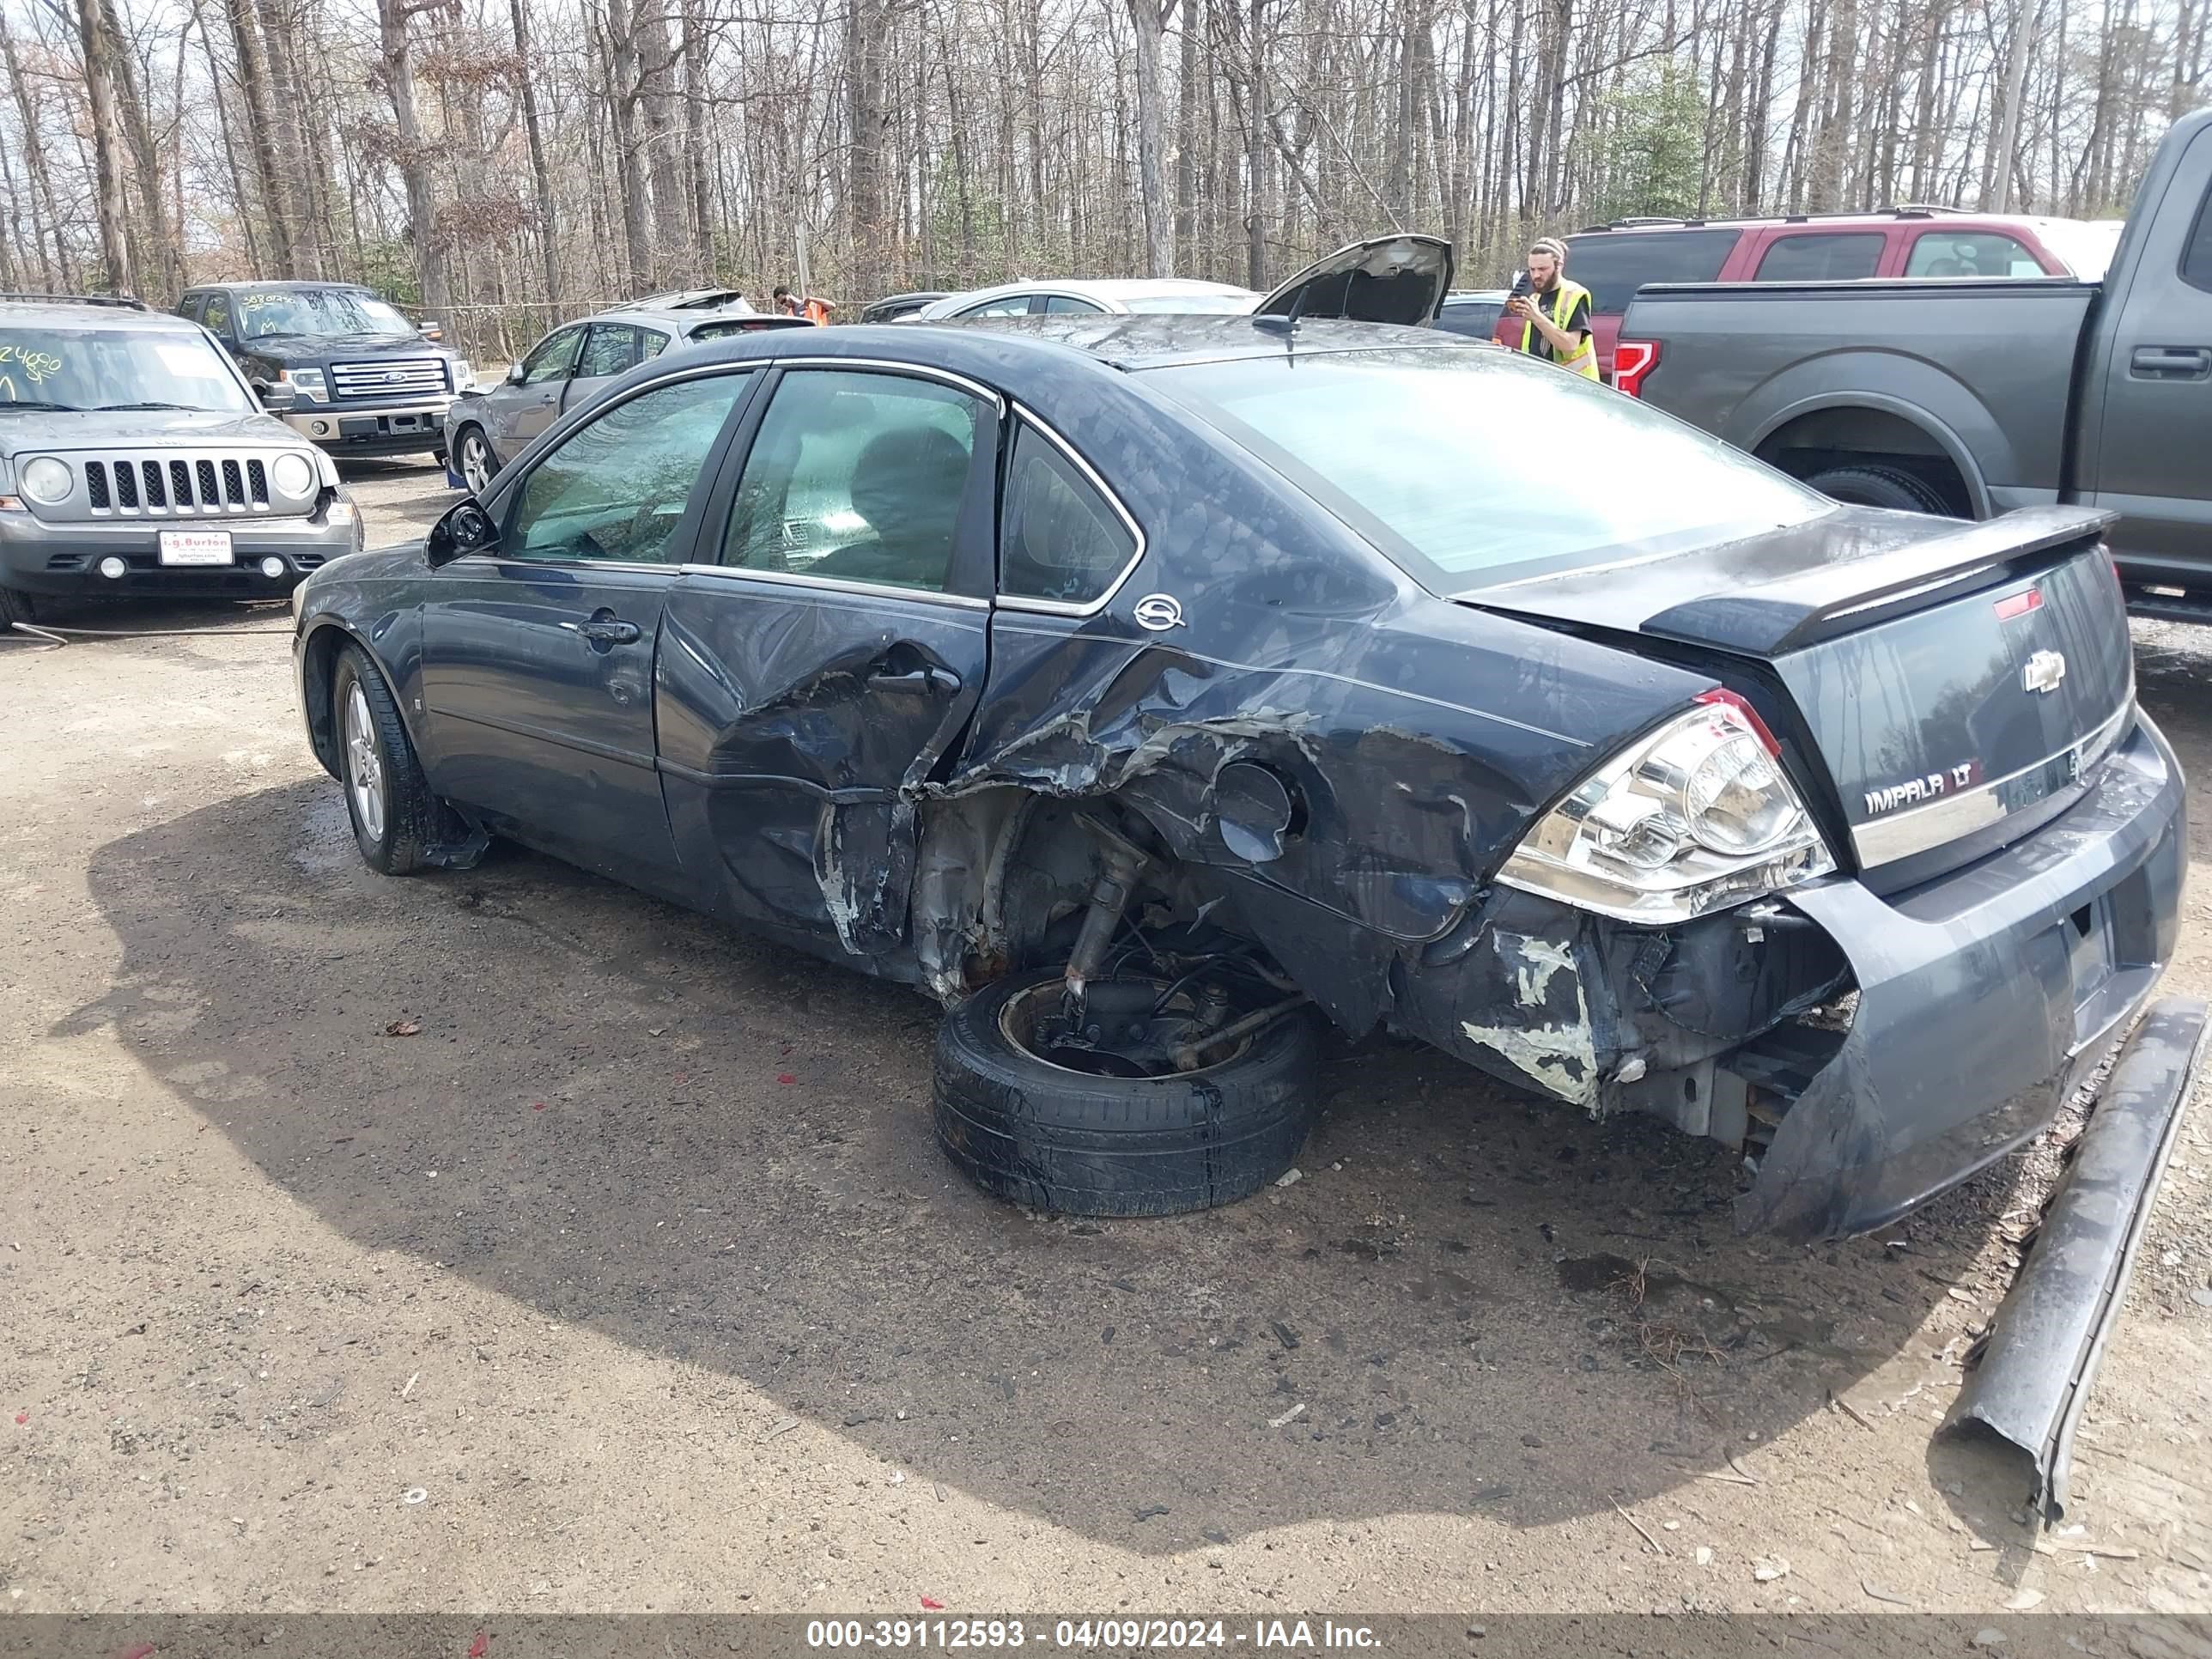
top-left (333, 644), bottom-right (440, 876)
top-left (933, 968), bottom-right (1322, 1217)
top-left (1803, 463), bottom-right (1958, 516)
top-left (453, 425), bottom-right (496, 495)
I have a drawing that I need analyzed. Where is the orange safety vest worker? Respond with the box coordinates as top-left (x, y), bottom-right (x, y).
top-left (1517, 277), bottom-right (1600, 380)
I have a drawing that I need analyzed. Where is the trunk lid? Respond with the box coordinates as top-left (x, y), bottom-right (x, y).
top-left (1462, 505), bottom-right (2136, 885)
top-left (1253, 234), bottom-right (1455, 328)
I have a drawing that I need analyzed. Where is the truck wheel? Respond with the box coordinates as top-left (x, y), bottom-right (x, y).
top-left (933, 968), bottom-right (1322, 1217)
top-left (0, 585), bottom-right (33, 632)
top-left (332, 644), bottom-right (441, 876)
top-left (1804, 464), bottom-right (1956, 516)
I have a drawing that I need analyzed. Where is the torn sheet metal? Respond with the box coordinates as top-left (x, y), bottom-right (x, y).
top-left (1947, 996), bottom-right (2208, 1520)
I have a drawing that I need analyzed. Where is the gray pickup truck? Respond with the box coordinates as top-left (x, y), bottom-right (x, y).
top-left (1617, 106), bottom-right (2212, 618)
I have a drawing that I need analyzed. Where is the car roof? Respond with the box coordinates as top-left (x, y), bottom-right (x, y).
top-left (0, 299), bottom-right (204, 331)
top-left (1567, 210), bottom-right (2079, 237)
top-left (187, 280), bottom-right (378, 294)
top-left (676, 314), bottom-right (1467, 375)
top-left (943, 276), bottom-right (1257, 305)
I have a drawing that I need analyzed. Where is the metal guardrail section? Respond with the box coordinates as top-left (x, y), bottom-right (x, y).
top-left (1947, 995), bottom-right (2209, 1518)
top-left (70, 452), bottom-right (275, 519)
top-left (330, 356), bottom-right (447, 400)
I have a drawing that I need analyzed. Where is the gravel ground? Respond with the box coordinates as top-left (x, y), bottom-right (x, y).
top-left (2, 454), bottom-right (2209, 1617)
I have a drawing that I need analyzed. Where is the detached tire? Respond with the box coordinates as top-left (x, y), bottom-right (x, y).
top-left (933, 969), bottom-right (1322, 1216)
top-left (1803, 463), bottom-right (1958, 516)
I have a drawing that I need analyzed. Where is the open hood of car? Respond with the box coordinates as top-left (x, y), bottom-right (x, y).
top-left (1251, 234), bottom-right (1455, 327)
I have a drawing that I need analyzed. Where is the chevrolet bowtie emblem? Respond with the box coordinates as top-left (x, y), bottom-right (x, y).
top-left (2021, 650), bottom-right (2067, 695)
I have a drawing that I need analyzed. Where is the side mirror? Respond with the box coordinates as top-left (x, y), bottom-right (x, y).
top-left (505, 362), bottom-right (526, 385)
top-left (427, 499), bottom-right (498, 568)
top-left (420, 320), bottom-right (445, 342)
top-left (258, 381), bottom-right (298, 414)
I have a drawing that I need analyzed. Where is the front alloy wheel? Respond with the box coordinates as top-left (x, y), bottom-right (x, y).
top-left (343, 680), bottom-right (387, 842)
top-left (456, 427), bottom-right (495, 495)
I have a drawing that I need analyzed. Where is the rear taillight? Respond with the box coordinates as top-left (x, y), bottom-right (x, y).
top-left (1613, 339), bottom-right (1660, 398)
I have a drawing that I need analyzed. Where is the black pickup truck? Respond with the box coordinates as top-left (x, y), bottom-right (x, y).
top-left (177, 282), bottom-right (473, 463)
top-left (1615, 107), bottom-right (2212, 618)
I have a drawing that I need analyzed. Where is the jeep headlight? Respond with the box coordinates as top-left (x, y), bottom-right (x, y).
top-left (270, 451), bottom-right (316, 499)
top-left (1498, 691), bottom-right (1834, 924)
top-left (20, 456), bottom-right (72, 504)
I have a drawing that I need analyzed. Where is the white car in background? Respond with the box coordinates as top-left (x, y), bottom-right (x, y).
top-left (912, 278), bottom-right (1261, 320)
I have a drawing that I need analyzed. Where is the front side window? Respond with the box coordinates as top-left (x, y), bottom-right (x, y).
top-left (1149, 347), bottom-right (1826, 588)
top-left (1905, 231), bottom-right (2043, 278)
top-left (201, 292), bottom-right (234, 336)
top-left (721, 369), bottom-right (983, 593)
top-left (577, 323), bottom-right (643, 380)
top-left (0, 326), bottom-right (252, 412)
top-left (521, 325), bottom-right (585, 386)
top-left (1562, 228), bottom-right (1739, 313)
top-left (507, 374), bottom-right (750, 564)
top-left (1753, 233), bottom-right (1886, 282)
top-left (999, 425), bottom-right (1138, 605)
top-left (233, 288), bottom-right (413, 340)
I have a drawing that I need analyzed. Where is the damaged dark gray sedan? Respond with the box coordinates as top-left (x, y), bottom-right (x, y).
top-left (291, 301), bottom-right (2190, 1247)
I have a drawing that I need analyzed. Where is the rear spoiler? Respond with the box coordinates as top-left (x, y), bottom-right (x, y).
top-left (1643, 506), bottom-right (2118, 655)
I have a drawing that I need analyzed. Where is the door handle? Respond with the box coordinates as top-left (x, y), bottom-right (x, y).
top-left (562, 618), bottom-right (642, 644)
top-left (2130, 345), bottom-right (2212, 379)
top-left (866, 665), bottom-right (961, 695)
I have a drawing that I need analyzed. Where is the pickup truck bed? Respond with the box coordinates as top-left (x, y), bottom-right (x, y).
top-left (1618, 106), bottom-right (2212, 606)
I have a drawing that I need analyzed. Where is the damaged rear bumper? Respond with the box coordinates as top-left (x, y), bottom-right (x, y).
top-left (1326, 714), bottom-right (2186, 1241)
top-left (1735, 714), bottom-right (2185, 1238)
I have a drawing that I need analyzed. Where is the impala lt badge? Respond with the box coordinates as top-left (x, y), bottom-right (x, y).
top-left (1865, 758), bottom-right (1984, 817)
top-left (1133, 593), bottom-right (1185, 631)
top-left (2022, 650), bottom-right (2068, 695)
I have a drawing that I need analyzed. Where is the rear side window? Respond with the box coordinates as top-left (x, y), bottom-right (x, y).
top-left (2184, 185), bottom-right (2212, 294)
top-left (1755, 233), bottom-right (1885, 282)
top-left (1905, 231), bottom-right (2043, 277)
top-left (999, 425), bottom-right (1137, 606)
top-left (1563, 228), bottom-right (1738, 313)
top-left (1435, 299), bottom-right (1504, 338)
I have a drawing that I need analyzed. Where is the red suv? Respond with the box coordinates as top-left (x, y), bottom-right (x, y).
top-left (1492, 210), bottom-right (2124, 380)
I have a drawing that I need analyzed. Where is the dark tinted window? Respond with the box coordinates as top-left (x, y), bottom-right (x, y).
top-left (1041, 295), bottom-right (1105, 314)
top-left (1754, 232), bottom-right (1885, 282)
top-left (999, 425), bottom-right (1137, 605)
top-left (1563, 228), bottom-right (1738, 313)
top-left (1434, 298), bottom-right (1504, 338)
top-left (577, 322), bottom-right (643, 379)
top-left (2184, 184), bottom-right (2212, 294)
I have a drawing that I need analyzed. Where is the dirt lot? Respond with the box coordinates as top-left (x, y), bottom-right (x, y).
top-left (3, 454), bottom-right (2211, 1619)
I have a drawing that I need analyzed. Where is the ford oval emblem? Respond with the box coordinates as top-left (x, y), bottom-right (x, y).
top-left (1133, 592), bottom-right (1184, 632)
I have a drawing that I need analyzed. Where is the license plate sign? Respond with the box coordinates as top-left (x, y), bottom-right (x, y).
top-left (159, 531), bottom-right (233, 566)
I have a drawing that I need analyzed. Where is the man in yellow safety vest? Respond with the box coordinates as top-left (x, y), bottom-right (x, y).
top-left (1504, 237), bottom-right (1599, 380)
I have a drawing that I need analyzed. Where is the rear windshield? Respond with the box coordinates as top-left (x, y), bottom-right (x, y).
top-left (1563, 228), bottom-right (1739, 313)
top-left (2031, 219), bottom-right (2124, 282)
top-left (1147, 347), bottom-right (1827, 588)
top-left (0, 325), bottom-right (252, 413)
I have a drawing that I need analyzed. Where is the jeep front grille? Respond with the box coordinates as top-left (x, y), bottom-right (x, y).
top-left (330, 356), bottom-right (447, 400)
top-left (68, 451), bottom-right (281, 519)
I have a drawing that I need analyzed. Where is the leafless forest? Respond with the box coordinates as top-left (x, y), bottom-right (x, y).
top-left (2, 0), bottom-right (2207, 356)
